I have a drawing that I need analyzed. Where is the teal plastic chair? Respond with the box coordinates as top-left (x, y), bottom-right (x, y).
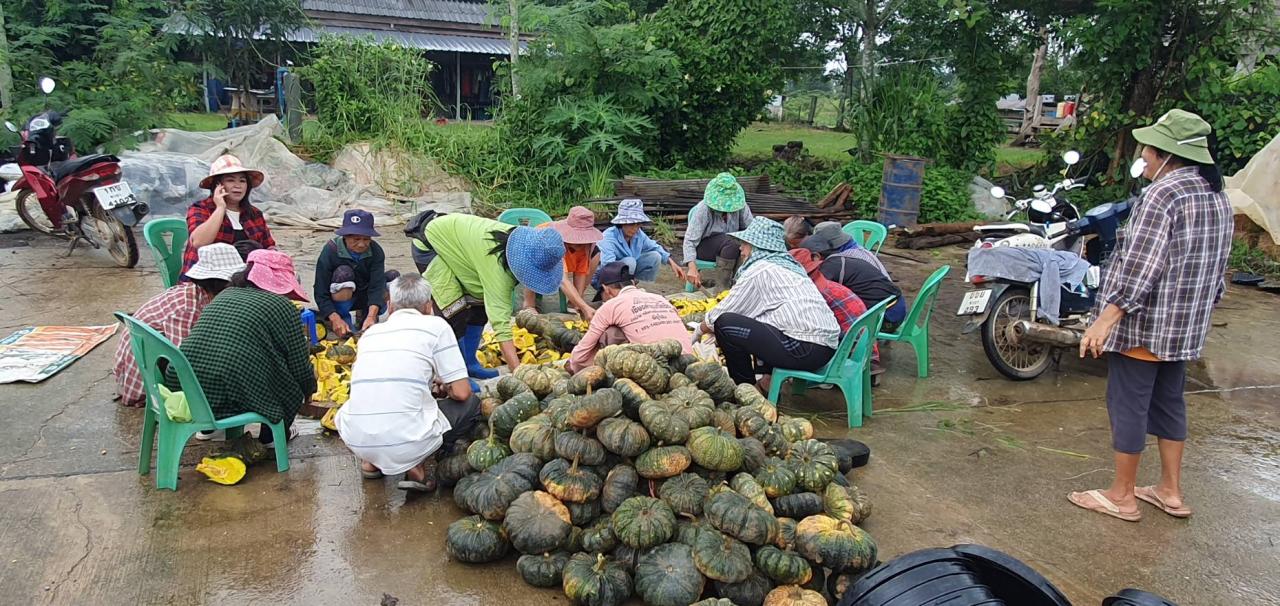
top-left (498, 207), bottom-right (568, 313)
top-left (767, 297), bottom-right (894, 428)
top-left (144, 218), bottom-right (189, 288)
top-left (116, 312), bottom-right (290, 490)
top-left (877, 265), bottom-right (951, 378)
top-left (683, 259), bottom-right (717, 292)
top-left (843, 220), bottom-right (887, 255)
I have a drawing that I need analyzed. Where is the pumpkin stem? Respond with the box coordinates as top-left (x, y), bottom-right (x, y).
top-left (594, 552), bottom-right (607, 571)
top-left (570, 454), bottom-right (580, 473)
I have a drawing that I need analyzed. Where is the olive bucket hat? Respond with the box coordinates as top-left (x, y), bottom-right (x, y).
top-left (1132, 109), bottom-right (1215, 165)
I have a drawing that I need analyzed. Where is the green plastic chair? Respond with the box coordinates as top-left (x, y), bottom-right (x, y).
top-left (843, 220), bottom-right (888, 255)
top-left (877, 265), bottom-right (951, 378)
top-left (116, 312), bottom-right (290, 490)
top-left (767, 297), bottom-right (894, 428)
top-left (498, 207), bottom-right (568, 313)
top-left (683, 259), bottom-right (718, 292)
top-left (144, 218), bottom-right (189, 288)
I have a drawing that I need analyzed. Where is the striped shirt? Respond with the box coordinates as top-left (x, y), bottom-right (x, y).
top-left (336, 308), bottom-right (468, 469)
top-left (707, 262), bottom-right (840, 348)
top-left (1098, 167), bottom-right (1233, 361)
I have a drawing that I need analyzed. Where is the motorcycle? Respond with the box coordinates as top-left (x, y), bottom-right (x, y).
top-left (958, 181), bottom-right (1135, 380)
top-left (7, 77), bottom-right (147, 267)
top-left (973, 150), bottom-right (1086, 252)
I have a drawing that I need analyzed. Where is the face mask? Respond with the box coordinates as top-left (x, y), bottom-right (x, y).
top-left (1129, 157), bottom-right (1147, 179)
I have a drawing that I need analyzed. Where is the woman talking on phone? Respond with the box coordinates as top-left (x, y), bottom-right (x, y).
top-left (181, 155), bottom-right (278, 278)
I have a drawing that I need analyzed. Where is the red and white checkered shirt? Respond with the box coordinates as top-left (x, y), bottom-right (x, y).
top-left (113, 282), bottom-right (212, 405)
top-left (1098, 167), bottom-right (1233, 361)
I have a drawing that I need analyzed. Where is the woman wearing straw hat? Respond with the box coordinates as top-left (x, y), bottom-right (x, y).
top-left (422, 213), bottom-right (565, 375)
top-left (523, 206), bottom-right (602, 320)
top-left (682, 172), bottom-right (754, 290)
top-left (598, 199), bottom-right (686, 285)
top-left (700, 218), bottom-right (840, 389)
top-left (181, 154), bottom-right (276, 278)
top-left (1069, 109), bottom-right (1233, 522)
top-left (168, 249), bottom-right (315, 447)
top-left (113, 243), bottom-right (244, 408)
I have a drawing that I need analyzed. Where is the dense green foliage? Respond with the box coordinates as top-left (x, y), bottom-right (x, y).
top-left (297, 37), bottom-right (436, 144)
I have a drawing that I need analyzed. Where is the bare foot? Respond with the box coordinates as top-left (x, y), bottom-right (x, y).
top-left (360, 461), bottom-right (379, 474)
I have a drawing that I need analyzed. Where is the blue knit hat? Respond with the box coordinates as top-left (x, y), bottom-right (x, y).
top-left (507, 225), bottom-right (565, 295)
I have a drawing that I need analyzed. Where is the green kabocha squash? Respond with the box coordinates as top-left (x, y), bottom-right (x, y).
top-left (705, 489), bottom-right (780, 546)
top-left (568, 365), bottom-right (612, 395)
top-left (637, 338), bottom-right (685, 360)
top-left (754, 545), bottom-right (812, 585)
top-left (775, 517), bottom-right (798, 550)
top-left (634, 542), bottom-right (706, 606)
top-left (691, 599), bottom-right (737, 606)
top-left (739, 438), bottom-right (769, 472)
top-left (567, 499), bottom-right (602, 526)
top-left (554, 431), bottom-right (607, 466)
top-left (847, 484), bottom-right (872, 524)
top-left (771, 492), bottom-right (824, 519)
top-left (581, 517), bottom-right (619, 553)
top-left (610, 378), bottom-right (651, 420)
top-left (757, 426), bottom-right (791, 458)
top-left (826, 571), bottom-right (858, 603)
top-left (540, 457), bottom-right (604, 503)
top-left (639, 399), bottom-right (693, 444)
top-left (785, 440), bottom-right (839, 492)
top-left (496, 374), bottom-right (533, 401)
top-left (691, 526), bottom-right (754, 583)
top-left (446, 515), bottom-right (509, 563)
top-left (567, 388), bottom-right (623, 429)
top-left (688, 426), bottom-right (745, 472)
top-left (675, 517), bottom-right (711, 546)
top-left (686, 360), bottom-right (736, 401)
top-left (730, 472), bottom-right (774, 515)
top-left (658, 472), bottom-right (709, 516)
top-left (801, 564), bottom-right (826, 596)
top-left (667, 372), bottom-right (694, 391)
top-left (610, 496), bottom-right (676, 549)
top-left (776, 416), bottom-right (815, 443)
top-left (460, 465), bottom-right (536, 521)
top-left (562, 525), bottom-right (585, 552)
top-left (453, 473), bottom-right (478, 511)
top-left (794, 514), bottom-right (877, 573)
top-left (601, 465), bottom-right (640, 513)
top-left (715, 570), bottom-right (774, 606)
top-left (611, 544), bottom-right (641, 574)
top-left (636, 445), bottom-right (693, 479)
top-left (436, 447), bottom-right (473, 487)
top-left (755, 457), bottom-right (798, 498)
top-left (510, 414), bottom-right (559, 461)
top-left (663, 385), bottom-right (716, 423)
top-left (823, 483), bottom-right (856, 523)
top-left (467, 418), bottom-right (511, 471)
top-left (602, 348), bottom-right (670, 393)
top-left (734, 384), bottom-right (778, 422)
top-left (596, 417), bottom-right (650, 458)
top-left (762, 585), bottom-right (825, 606)
top-left (504, 490), bottom-right (573, 555)
top-left (562, 552), bottom-right (633, 606)
top-left (735, 408), bottom-right (770, 438)
top-left (480, 394), bottom-right (504, 418)
top-left (711, 406), bottom-right (737, 434)
top-left (514, 361), bottom-right (570, 398)
top-left (491, 392), bottom-right (542, 439)
top-left (517, 551), bottom-right (571, 587)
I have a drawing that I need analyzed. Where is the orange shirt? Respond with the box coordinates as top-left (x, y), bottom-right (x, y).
top-left (564, 245), bottom-right (594, 275)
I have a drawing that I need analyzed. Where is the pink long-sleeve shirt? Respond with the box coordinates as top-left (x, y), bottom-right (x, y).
top-left (569, 286), bottom-right (693, 372)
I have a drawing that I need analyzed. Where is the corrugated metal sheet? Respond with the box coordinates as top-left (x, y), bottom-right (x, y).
top-left (289, 24), bottom-right (518, 54)
top-left (302, 0), bottom-right (491, 25)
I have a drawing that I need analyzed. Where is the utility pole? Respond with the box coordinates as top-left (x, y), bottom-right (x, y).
top-left (0, 5), bottom-right (14, 112)
top-left (508, 0), bottom-right (520, 97)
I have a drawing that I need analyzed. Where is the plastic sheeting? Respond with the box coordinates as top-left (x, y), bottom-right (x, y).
top-left (1226, 131), bottom-right (1280, 243)
top-left (127, 115), bottom-right (470, 229)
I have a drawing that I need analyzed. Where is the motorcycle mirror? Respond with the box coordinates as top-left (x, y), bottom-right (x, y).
top-left (989, 186), bottom-right (1006, 199)
top-left (39, 77), bottom-right (56, 95)
top-left (3, 121), bottom-right (15, 133)
top-left (1063, 150), bottom-right (1081, 166)
top-left (1030, 199), bottom-right (1054, 215)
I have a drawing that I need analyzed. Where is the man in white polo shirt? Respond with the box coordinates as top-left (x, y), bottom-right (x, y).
top-left (336, 272), bottom-right (481, 492)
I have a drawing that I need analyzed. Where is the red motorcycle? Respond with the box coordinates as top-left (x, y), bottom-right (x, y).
top-left (6, 77), bottom-right (146, 267)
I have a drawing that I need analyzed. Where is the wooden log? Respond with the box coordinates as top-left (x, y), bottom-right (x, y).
top-left (832, 185), bottom-right (852, 210)
top-left (816, 182), bottom-right (849, 209)
top-left (900, 222), bottom-right (981, 237)
top-left (894, 232), bottom-right (979, 249)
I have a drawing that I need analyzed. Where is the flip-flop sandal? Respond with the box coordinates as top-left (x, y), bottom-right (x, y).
top-left (1135, 486), bottom-right (1192, 518)
top-left (1068, 489), bottom-right (1141, 522)
top-left (397, 479), bottom-right (437, 493)
top-left (359, 461), bottom-right (384, 480)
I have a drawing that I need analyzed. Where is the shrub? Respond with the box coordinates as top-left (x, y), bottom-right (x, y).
top-left (298, 36), bottom-right (436, 145)
top-left (827, 160), bottom-right (977, 224)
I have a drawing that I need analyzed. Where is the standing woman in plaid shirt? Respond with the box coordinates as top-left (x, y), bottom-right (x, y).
top-left (180, 155), bottom-right (278, 277)
top-left (1070, 110), bottom-right (1233, 522)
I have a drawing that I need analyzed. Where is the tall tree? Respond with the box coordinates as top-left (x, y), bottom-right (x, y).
top-left (181, 0), bottom-right (307, 111)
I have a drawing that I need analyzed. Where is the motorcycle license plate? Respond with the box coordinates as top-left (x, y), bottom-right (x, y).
top-left (93, 181), bottom-right (136, 210)
top-left (957, 289), bottom-right (993, 315)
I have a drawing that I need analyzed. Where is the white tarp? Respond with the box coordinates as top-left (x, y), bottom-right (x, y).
top-left (1226, 131), bottom-right (1280, 243)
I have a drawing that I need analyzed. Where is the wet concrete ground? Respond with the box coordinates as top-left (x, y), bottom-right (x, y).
top-left (0, 227), bottom-right (1276, 605)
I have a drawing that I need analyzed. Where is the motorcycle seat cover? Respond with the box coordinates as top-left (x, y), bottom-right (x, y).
top-left (47, 154), bottom-right (117, 182)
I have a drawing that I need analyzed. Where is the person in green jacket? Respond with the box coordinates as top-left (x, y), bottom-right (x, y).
top-left (313, 209), bottom-right (396, 338)
top-left (422, 213), bottom-right (565, 375)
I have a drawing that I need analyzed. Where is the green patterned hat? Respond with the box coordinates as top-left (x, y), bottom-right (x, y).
top-left (703, 172), bottom-right (746, 213)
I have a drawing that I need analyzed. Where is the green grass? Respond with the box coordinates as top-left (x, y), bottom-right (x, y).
top-left (995, 145), bottom-right (1045, 169)
top-left (164, 112), bottom-right (230, 132)
top-left (733, 122), bottom-right (857, 162)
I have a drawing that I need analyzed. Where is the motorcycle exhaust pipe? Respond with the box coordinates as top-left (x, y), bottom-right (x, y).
top-left (1012, 320), bottom-right (1081, 347)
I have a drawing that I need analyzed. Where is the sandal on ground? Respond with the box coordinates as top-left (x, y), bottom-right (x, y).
top-left (1135, 486), bottom-right (1192, 518)
top-left (359, 461), bottom-right (384, 480)
top-left (1068, 489), bottom-right (1141, 522)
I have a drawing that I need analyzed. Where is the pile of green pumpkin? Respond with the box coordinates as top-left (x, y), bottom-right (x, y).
top-left (440, 339), bottom-right (876, 606)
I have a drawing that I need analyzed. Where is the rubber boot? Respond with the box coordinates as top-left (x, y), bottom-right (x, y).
top-left (712, 256), bottom-right (739, 292)
top-left (461, 324), bottom-right (498, 379)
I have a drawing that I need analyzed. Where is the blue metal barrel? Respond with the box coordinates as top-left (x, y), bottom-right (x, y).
top-left (878, 154), bottom-right (927, 227)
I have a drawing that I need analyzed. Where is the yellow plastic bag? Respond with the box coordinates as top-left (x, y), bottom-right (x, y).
top-left (157, 385), bottom-right (192, 423)
top-left (195, 456), bottom-right (247, 485)
top-left (321, 406), bottom-right (339, 431)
